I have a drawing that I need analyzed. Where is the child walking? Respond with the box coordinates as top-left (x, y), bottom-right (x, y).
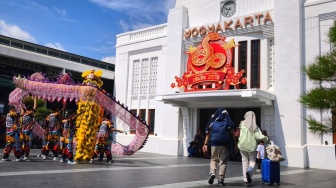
top-left (256, 140), bottom-right (265, 172)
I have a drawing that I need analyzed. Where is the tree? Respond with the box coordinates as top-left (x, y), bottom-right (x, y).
top-left (300, 21), bottom-right (336, 135)
top-left (22, 96), bottom-right (51, 121)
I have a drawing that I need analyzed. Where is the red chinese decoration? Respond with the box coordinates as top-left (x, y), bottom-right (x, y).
top-left (171, 33), bottom-right (246, 92)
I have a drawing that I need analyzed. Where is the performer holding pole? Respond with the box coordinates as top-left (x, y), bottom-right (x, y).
top-left (20, 96), bottom-right (37, 161)
top-left (90, 116), bottom-right (123, 163)
top-left (2, 106), bottom-right (24, 162)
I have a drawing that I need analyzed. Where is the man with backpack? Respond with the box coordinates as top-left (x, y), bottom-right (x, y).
top-left (202, 107), bottom-right (238, 187)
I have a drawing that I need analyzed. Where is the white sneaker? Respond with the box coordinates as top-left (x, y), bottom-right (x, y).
top-left (42, 155), bottom-right (47, 160)
top-left (53, 157), bottom-right (58, 161)
top-left (60, 159), bottom-right (66, 163)
top-left (89, 159), bottom-right (93, 163)
top-left (2, 158), bottom-right (11, 161)
top-left (256, 169), bottom-right (261, 172)
top-left (23, 157), bottom-right (28, 161)
top-left (67, 160), bottom-right (78, 165)
top-left (16, 158), bottom-right (24, 162)
top-left (37, 154), bottom-right (42, 158)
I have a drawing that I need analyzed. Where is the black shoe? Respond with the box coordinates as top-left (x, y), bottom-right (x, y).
top-left (208, 173), bottom-right (215, 184)
top-left (218, 179), bottom-right (226, 186)
top-left (246, 171), bottom-right (252, 183)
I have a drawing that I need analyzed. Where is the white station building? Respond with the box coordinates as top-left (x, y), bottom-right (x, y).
top-left (114, 0), bottom-right (336, 170)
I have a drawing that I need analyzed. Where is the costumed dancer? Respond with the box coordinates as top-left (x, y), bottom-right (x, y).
top-left (42, 102), bottom-right (65, 160)
top-left (74, 69), bottom-right (104, 161)
top-left (2, 106), bottom-right (23, 162)
top-left (90, 117), bottom-right (123, 163)
top-left (38, 120), bottom-right (48, 158)
top-left (59, 109), bottom-right (81, 164)
top-left (20, 97), bottom-right (37, 161)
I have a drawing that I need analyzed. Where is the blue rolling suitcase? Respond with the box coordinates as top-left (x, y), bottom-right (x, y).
top-left (261, 158), bottom-right (280, 186)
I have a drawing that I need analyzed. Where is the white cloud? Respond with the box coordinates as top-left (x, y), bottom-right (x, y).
top-left (101, 56), bottom-right (115, 64)
top-left (0, 19), bottom-right (36, 43)
top-left (132, 23), bottom-right (153, 31)
top-left (32, 1), bottom-right (48, 11)
top-left (45, 42), bottom-right (66, 51)
top-left (53, 7), bottom-right (67, 16)
top-left (90, 0), bottom-right (176, 23)
top-left (119, 20), bottom-right (130, 32)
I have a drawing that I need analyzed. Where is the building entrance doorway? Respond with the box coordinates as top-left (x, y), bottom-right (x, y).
top-left (198, 107), bottom-right (261, 161)
top-left (199, 108), bottom-right (261, 132)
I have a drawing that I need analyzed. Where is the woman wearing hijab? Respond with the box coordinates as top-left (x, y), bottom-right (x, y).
top-left (238, 111), bottom-right (269, 183)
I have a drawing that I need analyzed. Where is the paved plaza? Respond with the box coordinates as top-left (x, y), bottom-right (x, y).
top-left (0, 149), bottom-right (335, 188)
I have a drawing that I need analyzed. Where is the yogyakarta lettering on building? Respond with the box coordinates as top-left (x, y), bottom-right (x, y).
top-left (184, 11), bottom-right (273, 38)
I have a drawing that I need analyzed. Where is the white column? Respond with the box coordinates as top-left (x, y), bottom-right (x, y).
top-left (274, 0), bottom-right (306, 168)
top-left (157, 6), bottom-right (189, 156)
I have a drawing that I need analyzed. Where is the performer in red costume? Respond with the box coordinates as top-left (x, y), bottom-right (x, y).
top-left (42, 102), bottom-right (65, 160)
top-left (2, 106), bottom-right (24, 162)
top-left (60, 108), bottom-right (81, 164)
top-left (20, 97), bottom-right (37, 161)
top-left (90, 117), bottom-right (123, 163)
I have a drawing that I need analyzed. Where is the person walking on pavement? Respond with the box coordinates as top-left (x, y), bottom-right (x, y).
top-left (237, 111), bottom-right (269, 183)
top-left (202, 107), bottom-right (238, 186)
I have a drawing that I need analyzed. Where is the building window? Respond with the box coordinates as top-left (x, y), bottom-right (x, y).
top-left (238, 41), bottom-right (247, 89)
top-left (129, 109), bottom-right (154, 135)
top-left (130, 109), bottom-right (137, 134)
top-left (149, 57), bottom-right (158, 95)
top-left (251, 40), bottom-right (260, 88)
top-left (131, 60), bottom-right (140, 96)
top-left (148, 109), bottom-right (155, 135)
top-left (130, 109), bottom-right (147, 134)
top-left (140, 58), bottom-right (149, 95)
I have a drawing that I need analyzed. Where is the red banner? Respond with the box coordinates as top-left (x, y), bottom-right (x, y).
top-left (187, 71), bottom-right (225, 85)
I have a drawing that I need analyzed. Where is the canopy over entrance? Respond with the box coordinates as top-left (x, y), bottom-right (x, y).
top-left (155, 89), bottom-right (275, 108)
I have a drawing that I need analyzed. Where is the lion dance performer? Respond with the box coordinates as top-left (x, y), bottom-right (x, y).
top-left (90, 117), bottom-right (123, 163)
top-left (20, 97), bottom-right (37, 161)
top-left (2, 106), bottom-right (23, 162)
top-left (74, 70), bottom-right (104, 161)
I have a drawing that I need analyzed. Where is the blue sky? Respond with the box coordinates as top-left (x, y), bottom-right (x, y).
top-left (0, 0), bottom-right (175, 64)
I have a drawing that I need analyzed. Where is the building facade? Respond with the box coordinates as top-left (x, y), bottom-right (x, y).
top-left (114, 0), bottom-right (336, 170)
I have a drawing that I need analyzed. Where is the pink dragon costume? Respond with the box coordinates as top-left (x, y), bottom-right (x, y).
top-left (8, 70), bottom-right (150, 161)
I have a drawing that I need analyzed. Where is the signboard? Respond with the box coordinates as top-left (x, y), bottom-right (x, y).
top-left (171, 33), bottom-right (246, 92)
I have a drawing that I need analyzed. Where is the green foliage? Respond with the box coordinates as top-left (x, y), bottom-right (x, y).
top-left (300, 88), bottom-right (336, 110)
top-left (328, 21), bottom-right (336, 44)
top-left (22, 96), bottom-right (49, 121)
top-left (35, 108), bottom-right (52, 121)
top-left (304, 116), bottom-right (332, 135)
top-left (300, 21), bottom-right (336, 135)
top-left (304, 51), bottom-right (336, 81)
top-left (22, 96), bottom-right (45, 108)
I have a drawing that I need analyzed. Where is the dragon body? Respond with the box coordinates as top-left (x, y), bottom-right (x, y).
top-left (8, 72), bottom-right (150, 158)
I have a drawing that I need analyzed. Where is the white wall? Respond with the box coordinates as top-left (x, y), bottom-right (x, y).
top-left (114, 0), bottom-right (336, 170)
